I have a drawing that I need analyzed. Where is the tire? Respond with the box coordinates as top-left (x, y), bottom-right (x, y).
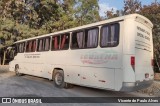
top-left (15, 65), bottom-right (22, 76)
top-left (53, 70), bottom-right (68, 88)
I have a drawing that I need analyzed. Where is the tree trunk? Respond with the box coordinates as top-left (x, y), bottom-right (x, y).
top-left (0, 56), bottom-right (1, 65)
top-left (155, 54), bottom-right (160, 72)
top-left (80, 16), bottom-right (82, 26)
top-left (2, 50), bottom-right (6, 65)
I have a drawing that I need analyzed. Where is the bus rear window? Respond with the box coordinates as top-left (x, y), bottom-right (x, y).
top-left (100, 23), bottom-right (119, 47)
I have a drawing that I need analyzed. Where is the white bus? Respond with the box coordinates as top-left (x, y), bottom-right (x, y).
top-left (9, 14), bottom-right (154, 91)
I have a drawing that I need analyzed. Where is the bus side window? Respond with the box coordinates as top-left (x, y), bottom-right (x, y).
top-left (110, 24), bottom-right (119, 46)
top-left (60, 34), bottom-right (69, 50)
top-left (17, 43), bottom-right (25, 53)
top-left (16, 44), bottom-right (19, 53)
top-left (26, 40), bottom-right (36, 52)
top-left (37, 39), bottom-right (43, 51)
top-left (85, 28), bottom-right (98, 48)
top-left (32, 40), bottom-right (36, 52)
top-left (101, 23), bottom-right (119, 47)
top-left (71, 28), bottom-right (98, 49)
top-left (22, 43), bottom-right (25, 52)
top-left (37, 37), bottom-right (50, 51)
top-left (44, 37), bottom-right (50, 51)
top-left (52, 36), bottom-right (60, 50)
top-left (17, 44), bottom-right (20, 53)
top-left (28, 41), bottom-right (32, 52)
top-left (71, 31), bottom-right (84, 49)
top-left (101, 25), bottom-right (110, 47)
top-left (26, 41), bottom-right (29, 52)
top-left (52, 33), bottom-right (69, 51)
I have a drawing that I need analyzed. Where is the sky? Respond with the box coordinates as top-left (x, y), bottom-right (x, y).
top-left (99, 0), bottom-right (160, 16)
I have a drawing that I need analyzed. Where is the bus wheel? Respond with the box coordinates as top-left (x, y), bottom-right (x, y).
top-left (15, 65), bottom-right (21, 76)
top-left (53, 70), bottom-right (68, 88)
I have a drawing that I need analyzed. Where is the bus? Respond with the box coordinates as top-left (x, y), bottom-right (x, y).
top-left (9, 14), bottom-right (154, 91)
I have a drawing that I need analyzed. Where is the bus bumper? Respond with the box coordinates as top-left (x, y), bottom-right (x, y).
top-left (120, 80), bottom-right (153, 92)
top-left (9, 61), bottom-right (15, 72)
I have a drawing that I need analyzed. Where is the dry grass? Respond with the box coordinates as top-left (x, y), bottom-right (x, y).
top-left (0, 65), bottom-right (9, 73)
top-left (137, 81), bottom-right (160, 97)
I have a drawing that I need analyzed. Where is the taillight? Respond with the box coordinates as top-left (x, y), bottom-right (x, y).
top-left (131, 56), bottom-right (135, 66)
top-left (131, 56), bottom-right (135, 71)
top-left (151, 59), bottom-right (154, 66)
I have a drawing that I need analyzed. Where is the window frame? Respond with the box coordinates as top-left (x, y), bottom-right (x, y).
top-left (70, 26), bottom-right (99, 50)
top-left (100, 23), bottom-right (120, 48)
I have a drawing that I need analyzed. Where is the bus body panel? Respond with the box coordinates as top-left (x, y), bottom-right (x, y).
top-left (121, 15), bottom-right (153, 91)
top-left (47, 43), bottom-right (123, 90)
top-left (135, 18), bottom-right (154, 81)
top-left (79, 67), bottom-right (115, 89)
top-left (123, 19), bottom-right (136, 82)
top-left (115, 69), bottom-right (123, 91)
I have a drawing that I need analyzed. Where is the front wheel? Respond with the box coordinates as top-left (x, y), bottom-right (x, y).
top-left (15, 65), bottom-right (22, 76)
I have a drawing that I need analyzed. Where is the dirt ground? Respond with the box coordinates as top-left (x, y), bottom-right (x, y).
top-left (137, 81), bottom-right (160, 97)
top-left (0, 65), bottom-right (9, 73)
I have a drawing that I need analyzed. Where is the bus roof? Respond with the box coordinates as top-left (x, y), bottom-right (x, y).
top-left (14, 14), bottom-right (153, 44)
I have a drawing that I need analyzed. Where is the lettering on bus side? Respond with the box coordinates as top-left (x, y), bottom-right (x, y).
top-left (24, 54), bottom-right (40, 58)
top-left (137, 26), bottom-right (150, 36)
top-left (137, 26), bottom-right (150, 41)
top-left (80, 50), bottom-right (118, 64)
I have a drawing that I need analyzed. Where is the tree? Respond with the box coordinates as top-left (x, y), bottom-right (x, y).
top-left (0, 0), bottom-right (100, 48)
top-left (0, 0), bottom-right (101, 65)
top-left (74, 0), bottom-right (100, 26)
top-left (140, 2), bottom-right (160, 72)
top-left (104, 9), bottom-right (123, 19)
top-left (44, 0), bottom-right (76, 32)
top-left (124, 0), bottom-right (142, 14)
top-left (103, 0), bottom-right (141, 19)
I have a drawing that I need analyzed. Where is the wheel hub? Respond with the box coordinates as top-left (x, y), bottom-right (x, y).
top-left (55, 73), bottom-right (63, 85)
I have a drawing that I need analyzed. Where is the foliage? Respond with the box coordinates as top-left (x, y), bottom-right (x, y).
top-left (140, 2), bottom-right (160, 71)
top-left (104, 0), bottom-right (141, 19)
top-left (74, 0), bottom-right (100, 25)
top-left (124, 0), bottom-right (142, 14)
top-left (0, 0), bottom-right (100, 48)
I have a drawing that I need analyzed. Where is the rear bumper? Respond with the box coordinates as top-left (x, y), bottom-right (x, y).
top-left (120, 80), bottom-right (153, 92)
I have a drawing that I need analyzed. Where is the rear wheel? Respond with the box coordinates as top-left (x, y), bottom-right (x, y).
top-left (53, 70), bottom-right (69, 88)
top-left (15, 65), bottom-right (22, 76)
